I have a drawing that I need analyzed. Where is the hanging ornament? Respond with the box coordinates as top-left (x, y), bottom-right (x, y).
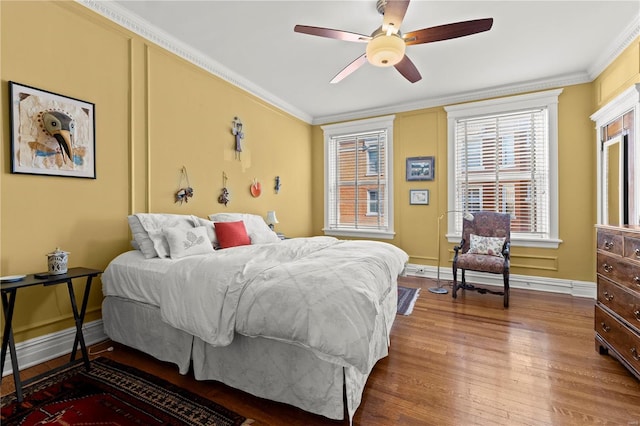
top-left (250, 178), bottom-right (262, 198)
top-left (218, 172), bottom-right (231, 206)
top-left (231, 116), bottom-right (244, 160)
top-left (175, 166), bottom-right (194, 205)
top-left (274, 176), bottom-right (282, 194)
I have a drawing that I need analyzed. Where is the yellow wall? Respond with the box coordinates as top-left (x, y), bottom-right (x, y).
top-left (2, 0), bottom-right (639, 346)
top-left (312, 36), bottom-right (640, 282)
top-left (312, 84), bottom-right (597, 281)
top-left (593, 37), bottom-right (640, 110)
top-left (1, 1), bottom-right (312, 344)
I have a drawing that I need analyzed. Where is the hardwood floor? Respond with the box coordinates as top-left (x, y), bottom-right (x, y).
top-left (3, 276), bottom-right (640, 425)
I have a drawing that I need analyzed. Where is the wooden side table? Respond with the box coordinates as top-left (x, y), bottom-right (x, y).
top-left (1, 267), bottom-right (102, 402)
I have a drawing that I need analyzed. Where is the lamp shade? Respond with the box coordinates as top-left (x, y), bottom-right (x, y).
top-left (266, 211), bottom-right (279, 225)
top-left (366, 33), bottom-right (406, 67)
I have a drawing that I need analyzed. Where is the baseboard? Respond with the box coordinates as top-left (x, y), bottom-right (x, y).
top-left (404, 263), bottom-right (596, 299)
top-left (2, 319), bottom-right (109, 377)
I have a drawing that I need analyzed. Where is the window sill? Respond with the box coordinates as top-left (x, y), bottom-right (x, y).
top-left (323, 228), bottom-right (395, 240)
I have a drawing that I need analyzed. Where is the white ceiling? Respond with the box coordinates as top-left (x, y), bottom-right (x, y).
top-left (83, 1), bottom-right (640, 124)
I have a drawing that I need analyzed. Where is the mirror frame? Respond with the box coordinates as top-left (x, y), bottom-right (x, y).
top-left (591, 84), bottom-right (640, 226)
top-left (601, 134), bottom-right (628, 225)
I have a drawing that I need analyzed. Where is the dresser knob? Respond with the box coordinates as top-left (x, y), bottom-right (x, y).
top-left (604, 241), bottom-right (614, 250)
top-left (634, 310), bottom-right (640, 321)
top-left (632, 347), bottom-right (639, 361)
top-left (603, 291), bottom-right (614, 301)
top-left (634, 276), bottom-right (640, 286)
top-left (603, 263), bottom-right (613, 273)
top-left (635, 248), bottom-right (640, 258)
top-left (600, 322), bottom-right (611, 332)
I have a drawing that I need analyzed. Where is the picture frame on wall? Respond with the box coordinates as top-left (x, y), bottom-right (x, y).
top-left (9, 81), bottom-right (96, 179)
top-left (406, 156), bottom-right (434, 181)
top-left (410, 189), bottom-right (430, 205)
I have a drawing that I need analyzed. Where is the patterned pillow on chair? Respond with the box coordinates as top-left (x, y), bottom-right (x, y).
top-left (468, 234), bottom-right (505, 257)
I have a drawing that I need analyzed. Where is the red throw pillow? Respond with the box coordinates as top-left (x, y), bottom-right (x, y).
top-left (214, 221), bottom-right (251, 249)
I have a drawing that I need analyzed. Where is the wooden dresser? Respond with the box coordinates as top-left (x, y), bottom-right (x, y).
top-left (595, 224), bottom-right (640, 380)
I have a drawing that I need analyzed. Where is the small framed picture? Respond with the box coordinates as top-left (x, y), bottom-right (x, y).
top-left (9, 81), bottom-right (96, 179)
top-left (406, 156), bottom-right (434, 181)
top-left (410, 189), bottom-right (429, 205)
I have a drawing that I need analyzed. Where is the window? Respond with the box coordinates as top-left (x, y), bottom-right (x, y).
top-left (466, 187), bottom-right (482, 213)
top-left (367, 190), bottom-right (379, 215)
top-left (445, 89), bottom-right (562, 248)
top-left (366, 143), bottom-right (379, 175)
top-left (466, 138), bottom-right (483, 169)
top-left (322, 115), bottom-right (395, 239)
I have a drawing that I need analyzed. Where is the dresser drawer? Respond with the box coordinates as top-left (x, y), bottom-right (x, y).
top-left (597, 252), bottom-right (640, 294)
top-left (597, 276), bottom-right (640, 333)
top-left (595, 305), bottom-right (640, 376)
top-left (597, 229), bottom-right (623, 256)
top-left (624, 235), bottom-right (640, 262)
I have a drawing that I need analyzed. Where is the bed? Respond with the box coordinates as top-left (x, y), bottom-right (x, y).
top-left (101, 213), bottom-right (408, 422)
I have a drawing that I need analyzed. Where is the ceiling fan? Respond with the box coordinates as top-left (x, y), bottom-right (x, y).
top-left (294, 0), bottom-right (493, 84)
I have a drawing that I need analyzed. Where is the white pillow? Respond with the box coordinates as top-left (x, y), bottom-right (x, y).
top-left (468, 234), bottom-right (505, 257)
top-left (208, 213), bottom-right (281, 244)
top-left (194, 217), bottom-right (218, 248)
top-left (128, 213), bottom-right (198, 258)
top-left (127, 215), bottom-right (155, 258)
top-left (165, 226), bottom-right (215, 259)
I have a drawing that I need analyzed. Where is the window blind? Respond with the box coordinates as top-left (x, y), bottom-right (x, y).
top-left (327, 130), bottom-right (388, 231)
top-left (454, 108), bottom-right (550, 238)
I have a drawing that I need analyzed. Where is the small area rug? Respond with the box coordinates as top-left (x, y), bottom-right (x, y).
top-left (1, 357), bottom-right (251, 426)
top-left (397, 285), bottom-right (420, 315)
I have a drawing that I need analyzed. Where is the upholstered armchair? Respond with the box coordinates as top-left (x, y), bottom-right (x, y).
top-left (452, 211), bottom-right (511, 308)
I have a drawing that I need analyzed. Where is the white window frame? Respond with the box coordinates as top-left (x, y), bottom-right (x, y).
top-left (366, 189), bottom-right (379, 215)
top-left (322, 115), bottom-right (395, 239)
top-left (445, 89), bottom-right (563, 248)
top-left (365, 142), bottom-right (379, 176)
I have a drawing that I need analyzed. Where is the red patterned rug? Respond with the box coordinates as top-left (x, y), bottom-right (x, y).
top-left (1, 357), bottom-right (252, 426)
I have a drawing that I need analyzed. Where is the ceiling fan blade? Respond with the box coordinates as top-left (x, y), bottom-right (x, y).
top-left (404, 18), bottom-right (494, 45)
top-left (294, 25), bottom-right (371, 42)
top-left (382, 0), bottom-right (410, 33)
top-left (394, 55), bottom-right (422, 83)
top-left (330, 54), bottom-right (368, 84)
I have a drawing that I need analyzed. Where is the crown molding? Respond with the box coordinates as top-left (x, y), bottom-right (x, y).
top-left (588, 14), bottom-right (640, 79)
top-left (312, 72), bottom-right (589, 125)
top-left (76, 0), bottom-right (313, 124)
top-left (77, 0), bottom-right (638, 127)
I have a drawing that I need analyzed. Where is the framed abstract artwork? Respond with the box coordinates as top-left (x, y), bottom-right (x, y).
top-left (406, 156), bottom-right (434, 181)
top-left (9, 81), bottom-right (96, 178)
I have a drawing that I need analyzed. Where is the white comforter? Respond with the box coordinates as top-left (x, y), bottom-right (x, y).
top-left (159, 236), bottom-right (408, 373)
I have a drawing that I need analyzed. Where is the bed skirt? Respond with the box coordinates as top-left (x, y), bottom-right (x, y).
top-left (101, 285), bottom-right (397, 421)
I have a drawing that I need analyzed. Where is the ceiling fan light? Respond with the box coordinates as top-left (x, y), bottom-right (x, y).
top-left (366, 33), bottom-right (406, 67)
